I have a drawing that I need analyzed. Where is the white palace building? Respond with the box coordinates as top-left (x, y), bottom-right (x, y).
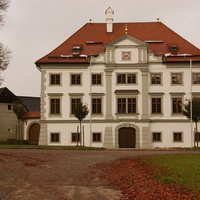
top-left (35, 8), bottom-right (200, 148)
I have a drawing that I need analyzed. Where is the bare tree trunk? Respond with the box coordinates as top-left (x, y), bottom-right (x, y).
top-left (83, 126), bottom-right (84, 147)
top-left (20, 121), bottom-right (23, 144)
top-left (77, 126), bottom-right (79, 146)
top-left (80, 121), bottom-right (82, 146)
top-left (15, 125), bottom-right (17, 144)
top-left (18, 119), bottom-right (20, 144)
top-left (196, 122), bottom-right (199, 147)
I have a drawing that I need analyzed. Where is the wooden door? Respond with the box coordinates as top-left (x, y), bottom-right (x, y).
top-left (119, 127), bottom-right (136, 148)
top-left (29, 123), bottom-right (40, 144)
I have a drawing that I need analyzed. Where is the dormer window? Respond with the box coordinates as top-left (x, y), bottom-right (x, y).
top-left (72, 45), bottom-right (81, 54)
top-left (168, 44), bottom-right (179, 54)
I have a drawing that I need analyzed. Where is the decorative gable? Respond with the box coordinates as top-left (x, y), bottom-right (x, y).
top-left (105, 34), bottom-right (148, 64)
top-left (105, 34), bottom-right (148, 47)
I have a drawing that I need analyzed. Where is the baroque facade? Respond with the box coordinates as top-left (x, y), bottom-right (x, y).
top-left (35, 8), bottom-right (200, 148)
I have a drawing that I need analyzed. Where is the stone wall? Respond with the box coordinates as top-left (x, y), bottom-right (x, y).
top-left (0, 103), bottom-right (18, 141)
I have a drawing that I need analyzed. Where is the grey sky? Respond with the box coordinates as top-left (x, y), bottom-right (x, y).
top-left (1, 0), bottom-right (200, 97)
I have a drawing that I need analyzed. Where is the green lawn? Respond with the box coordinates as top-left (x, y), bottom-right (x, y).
top-left (144, 154), bottom-right (200, 193)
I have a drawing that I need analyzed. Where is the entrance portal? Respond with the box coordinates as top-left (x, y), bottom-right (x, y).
top-left (29, 123), bottom-right (40, 144)
top-left (119, 127), bottom-right (136, 148)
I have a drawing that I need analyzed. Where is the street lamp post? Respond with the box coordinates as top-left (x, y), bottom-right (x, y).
top-left (190, 59), bottom-right (193, 147)
top-left (89, 55), bottom-right (93, 146)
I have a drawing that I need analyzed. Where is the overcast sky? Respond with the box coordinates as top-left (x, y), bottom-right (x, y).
top-left (1, 0), bottom-right (200, 97)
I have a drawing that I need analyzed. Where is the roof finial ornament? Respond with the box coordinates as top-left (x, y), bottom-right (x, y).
top-left (157, 17), bottom-right (160, 22)
top-left (89, 19), bottom-right (92, 23)
top-left (125, 24), bottom-right (128, 34)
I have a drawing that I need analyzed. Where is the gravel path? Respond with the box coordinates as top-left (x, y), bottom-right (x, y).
top-left (0, 149), bottom-right (197, 199)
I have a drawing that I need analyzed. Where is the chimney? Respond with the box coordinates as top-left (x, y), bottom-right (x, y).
top-left (105, 7), bottom-right (114, 33)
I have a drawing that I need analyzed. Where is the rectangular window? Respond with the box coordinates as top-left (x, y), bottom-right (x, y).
top-left (72, 133), bottom-right (80, 142)
top-left (172, 73), bottom-right (182, 84)
top-left (173, 132), bottom-right (182, 142)
top-left (51, 133), bottom-right (59, 142)
top-left (172, 98), bottom-right (182, 113)
top-left (50, 74), bottom-right (60, 85)
top-left (50, 98), bottom-right (60, 114)
top-left (127, 74), bottom-right (136, 84)
top-left (117, 73), bottom-right (136, 84)
top-left (118, 98), bottom-right (126, 113)
top-left (117, 98), bottom-right (136, 114)
top-left (71, 98), bottom-right (81, 114)
top-left (151, 74), bottom-right (161, 84)
top-left (127, 98), bottom-right (136, 113)
top-left (93, 133), bottom-right (101, 142)
top-left (193, 73), bottom-right (200, 84)
top-left (71, 74), bottom-right (81, 85)
top-left (195, 132), bottom-right (200, 141)
top-left (153, 132), bottom-right (161, 142)
top-left (117, 74), bottom-right (126, 84)
top-left (8, 105), bottom-right (12, 110)
top-left (92, 74), bottom-right (101, 85)
top-left (152, 98), bottom-right (161, 114)
top-left (92, 98), bottom-right (102, 114)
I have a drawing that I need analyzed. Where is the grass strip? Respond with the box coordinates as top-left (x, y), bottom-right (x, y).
top-left (144, 154), bottom-right (200, 193)
top-left (0, 144), bottom-right (104, 150)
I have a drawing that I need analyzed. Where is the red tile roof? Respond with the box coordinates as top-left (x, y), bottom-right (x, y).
top-left (21, 111), bottom-right (40, 119)
top-left (35, 22), bottom-right (200, 65)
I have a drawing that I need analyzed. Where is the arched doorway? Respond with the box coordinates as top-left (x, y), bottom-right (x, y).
top-left (29, 123), bottom-right (40, 144)
top-left (119, 127), bottom-right (136, 148)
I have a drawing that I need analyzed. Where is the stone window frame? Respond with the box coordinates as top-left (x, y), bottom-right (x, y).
top-left (171, 72), bottom-right (183, 85)
top-left (152, 132), bottom-right (162, 142)
top-left (92, 132), bottom-right (102, 142)
top-left (50, 132), bottom-right (60, 143)
top-left (49, 73), bottom-right (62, 86)
top-left (71, 132), bottom-right (80, 143)
top-left (48, 93), bottom-right (63, 117)
top-left (150, 73), bottom-right (162, 85)
top-left (92, 98), bottom-right (102, 114)
top-left (115, 90), bottom-right (139, 116)
top-left (117, 97), bottom-right (137, 114)
top-left (192, 72), bottom-right (200, 84)
top-left (68, 93), bottom-right (84, 117)
top-left (91, 93), bottom-right (104, 117)
top-left (116, 72), bottom-right (137, 85)
top-left (149, 93), bottom-right (164, 117)
top-left (195, 132), bottom-right (200, 142)
top-left (91, 73), bottom-right (103, 86)
top-left (173, 132), bottom-right (183, 142)
top-left (70, 73), bottom-right (82, 86)
top-left (170, 93), bottom-right (184, 116)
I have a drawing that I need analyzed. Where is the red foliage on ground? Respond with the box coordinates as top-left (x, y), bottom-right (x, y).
top-left (96, 157), bottom-right (198, 200)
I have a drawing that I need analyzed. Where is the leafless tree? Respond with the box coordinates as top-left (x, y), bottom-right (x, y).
top-left (0, 0), bottom-right (11, 85)
top-left (12, 100), bottom-right (26, 143)
top-left (73, 102), bottom-right (89, 146)
top-left (0, 0), bottom-right (10, 26)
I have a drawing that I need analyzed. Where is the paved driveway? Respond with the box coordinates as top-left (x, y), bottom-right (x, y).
top-left (0, 149), bottom-right (196, 199)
